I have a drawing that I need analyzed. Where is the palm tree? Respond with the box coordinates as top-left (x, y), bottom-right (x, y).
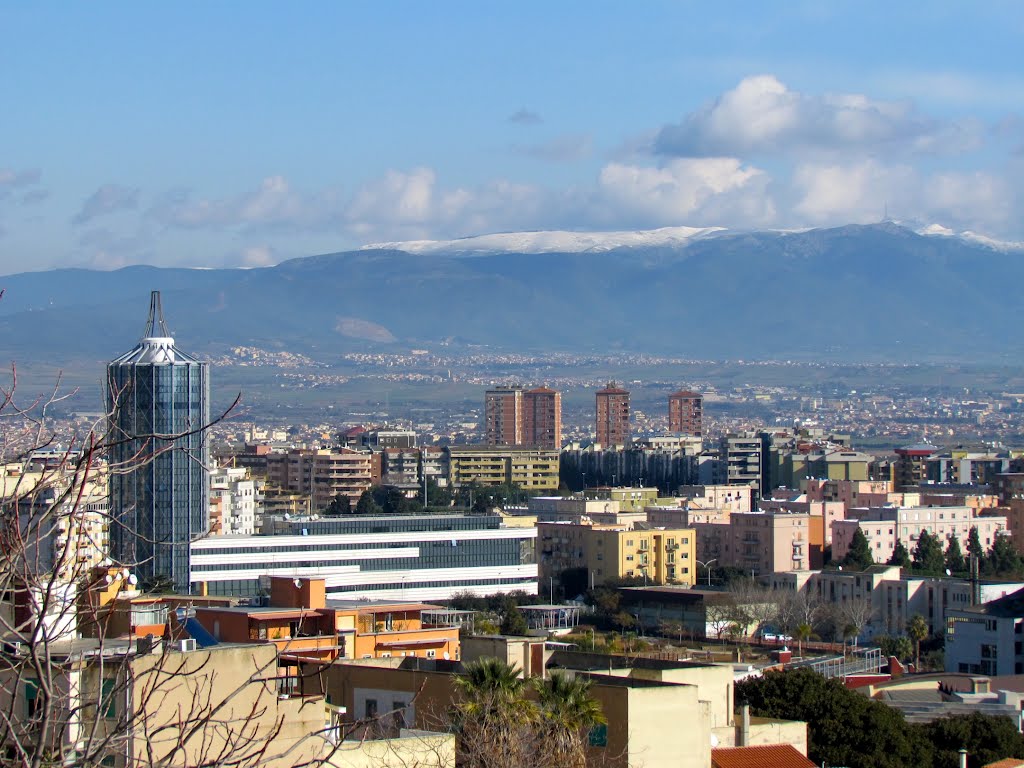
top-left (534, 672), bottom-right (607, 768)
top-left (794, 622), bottom-right (814, 658)
top-left (453, 658), bottom-right (536, 768)
top-left (907, 614), bottom-right (929, 671)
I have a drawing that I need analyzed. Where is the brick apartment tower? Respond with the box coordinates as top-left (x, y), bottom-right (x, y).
top-left (596, 382), bottom-right (630, 446)
top-left (523, 386), bottom-right (562, 450)
top-left (668, 390), bottom-right (703, 437)
top-left (485, 386), bottom-right (524, 445)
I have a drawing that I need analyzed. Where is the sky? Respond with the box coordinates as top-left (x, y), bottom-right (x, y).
top-left (1, 2), bottom-right (1022, 274)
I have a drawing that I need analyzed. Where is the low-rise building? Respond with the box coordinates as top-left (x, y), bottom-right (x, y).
top-left (192, 512), bottom-right (538, 601)
top-left (946, 586), bottom-right (1024, 676)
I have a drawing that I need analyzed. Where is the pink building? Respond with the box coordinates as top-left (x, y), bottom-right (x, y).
top-left (760, 494), bottom-right (845, 546)
top-left (832, 505), bottom-right (1009, 564)
top-left (694, 510), bottom-right (824, 576)
top-left (804, 478), bottom-right (893, 508)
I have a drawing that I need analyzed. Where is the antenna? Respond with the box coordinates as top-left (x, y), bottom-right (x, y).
top-left (144, 290), bottom-right (170, 338)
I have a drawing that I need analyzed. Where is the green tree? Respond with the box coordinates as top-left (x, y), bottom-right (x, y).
top-left (921, 711), bottom-right (1024, 768)
top-left (944, 536), bottom-right (965, 574)
top-left (967, 526), bottom-right (985, 566)
top-left (533, 672), bottom-right (607, 768)
top-left (323, 493), bottom-right (351, 516)
top-left (907, 614), bottom-right (929, 670)
top-left (735, 668), bottom-right (932, 768)
top-left (877, 635), bottom-right (913, 662)
top-left (987, 535), bottom-right (1023, 577)
top-left (500, 605), bottom-right (530, 636)
top-left (913, 530), bottom-right (945, 575)
top-left (843, 528), bottom-right (875, 570)
top-left (889, 538), bottom-right (912, 569)
top-left (355, 489), bottom-right (382, 515)
top-left (794, 623), bottom-right (815, 658)
top-left (453, 658), bottom-right (536, 768)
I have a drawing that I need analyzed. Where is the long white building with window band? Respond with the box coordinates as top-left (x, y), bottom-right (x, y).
top-left (190, 513), bottom-right (537, 601)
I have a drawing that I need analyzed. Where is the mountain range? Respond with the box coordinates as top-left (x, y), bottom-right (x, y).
top-left (1, 222), bottom-right (1022, 366)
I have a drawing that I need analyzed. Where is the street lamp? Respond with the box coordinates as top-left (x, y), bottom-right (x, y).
top-left (696, 558), bottom-right (718, 588)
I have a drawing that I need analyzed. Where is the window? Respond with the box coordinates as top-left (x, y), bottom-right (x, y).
top-left (102, 678), bottom-right (116, 718)
top-left (588, 724), bottom-right (608, 747)
top-left (426, 649), bottom-right (436, 659)
top-left (365, 699), bottom-right (378, 718)
top-left (25, 679), bottom-right (40, 718)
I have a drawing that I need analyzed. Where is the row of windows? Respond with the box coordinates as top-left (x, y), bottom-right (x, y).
top-left (202, 575), bottom-right (536, 597)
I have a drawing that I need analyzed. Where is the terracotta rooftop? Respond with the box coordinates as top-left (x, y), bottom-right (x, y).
top-left (982, 759), bottom-right (1024, 768)
top-left (712, 744), bottom-right (815, 768)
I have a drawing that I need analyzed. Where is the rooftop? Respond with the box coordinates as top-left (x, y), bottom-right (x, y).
top-left (712, 745), bottom-right (815, 768)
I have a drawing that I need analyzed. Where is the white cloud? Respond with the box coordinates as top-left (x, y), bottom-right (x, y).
top-left (595, 157), bottom-right (775, 227)
top-left (654, 75), bottom-right (974, 158)
top-left (791, 159), bottom-right (1017, 234)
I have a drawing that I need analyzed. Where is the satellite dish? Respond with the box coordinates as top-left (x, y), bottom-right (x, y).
top-left (945, 569), bottom-right (952, 576)
top-left (294, 578), bottom-right (302, 588)
top-left (443, 651), bottom-right (450, 660)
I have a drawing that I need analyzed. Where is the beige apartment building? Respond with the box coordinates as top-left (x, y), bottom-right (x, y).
top-left (265, 447), bottom-right (374, 509)
top-left (693, 510), bottom-right (824, 576)
top-left (537, 520), bottom-right (697, 587)
top-left (832, 505), bottom-right (1009, 565)
top-left (447, 445), bottom-right (559, 490)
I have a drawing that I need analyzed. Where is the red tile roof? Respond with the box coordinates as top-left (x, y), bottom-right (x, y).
top-left (983, 759), bottom-right (1024, 768)
top-left (712, 745), bottom-right (815, 768)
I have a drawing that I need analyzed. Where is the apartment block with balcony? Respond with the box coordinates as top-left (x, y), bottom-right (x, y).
top-left (447, 445), bottom-right (559, 490)
top-left (718, 432), bottom-right (764, 501)
top-left (484, 386), bottom-right (524, 446)
top-left (668, 390), bottom-right (703, 437)
top-left (710, 510), bottom-right (824, 576)
top-left (596, 383), bottom-right (630, 447)
top-left (210, 465), bottom-right (260, 536)
top-left (946, 587), bottom-right (1024, 676)
top-left (265, 448), bottom-right (373, 510)
top-left (537, 520), bottom-right (696, 588)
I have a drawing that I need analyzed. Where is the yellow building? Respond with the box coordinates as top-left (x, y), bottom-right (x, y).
top-left (447, 445), bottom-right (559, 491)
top-left (538, 521), bottom-right (696, 587)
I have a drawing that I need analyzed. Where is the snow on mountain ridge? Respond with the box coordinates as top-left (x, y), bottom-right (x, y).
top-left (917, 223), bottom-right (1024, 252)
top-left (362, 225), bottom-right (728, 254)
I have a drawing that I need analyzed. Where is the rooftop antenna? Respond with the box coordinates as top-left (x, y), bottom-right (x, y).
top-left (144, 290), bottom-right (170, 338)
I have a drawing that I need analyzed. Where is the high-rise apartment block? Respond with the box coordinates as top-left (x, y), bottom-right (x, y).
top-left (485, 386), bottom-right (524, 445)
top-left (485, 385), bottom-right (562, 449)
top-left (523, 386), bottom-right (562, 449)
top-left (596, 383), bottom-right (630, 446)
top-left (668, 390), bottom-right (703, 437)
top-left (107, 292), bottom-right (210, 593)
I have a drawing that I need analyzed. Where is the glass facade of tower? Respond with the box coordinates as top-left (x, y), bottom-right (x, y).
top-left (107, 296), bottom-right (210, 593)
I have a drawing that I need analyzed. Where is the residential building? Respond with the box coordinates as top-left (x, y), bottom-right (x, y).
top-left (193, 576), bottom-right (460, 663)
top-left (523, 386), bottom-right (562, 449)
top-left (927, 450), bottom-right (1021, 485)
top-left (537, 520), bottom-right (696, 587)
top-left (668, 390), bottom-right (703, 437)
top-left (484, 386), bottom-right (524, 445)
top-left (720, 510), bottom-right (824, 575)
top-left (678, 485), bottom-right (753, 514)
top-left (209, 465), bottom-right (259, 536)
top-left (804, 478), bottom-right (894, 508)
top-left (596, 383), bottom-right (630, 446)
top-left (719, 432), bottom-right (764, 501)
top-left (832, 506), bottom-right (1009, 565)
top-left (316, 648), bottom-right (808, 768)
top-left (265, 447), bottom-right (374, 509)
top-left (191, 512), bottom-right (538, 600)
top-left (447, 445), bottom-right (559, 490)
top-left (107, 291), bottom-right (210, 593)
top-left (894, 443), bottom-right (940, 489)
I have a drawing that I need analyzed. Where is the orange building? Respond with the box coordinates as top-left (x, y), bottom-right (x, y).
top-left (485, 386), bottom-right (524, 445)
top-left (193, 577), bottom-right (460, 664)
top-left (523, 386), bottom-right (562, 449)
top-left (596, 383), bottom-right (630, 446)
top-left (668, 390), bottom-right (703, 437)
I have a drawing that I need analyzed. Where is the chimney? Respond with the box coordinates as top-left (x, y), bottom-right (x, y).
top-left (958, 748), bottom-right (967, 768)
top-left (738, 704), bottom-right (750, 747)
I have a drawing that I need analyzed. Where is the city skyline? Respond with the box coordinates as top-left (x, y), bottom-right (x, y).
top-left (1, 3), bottom-right (1022, 275)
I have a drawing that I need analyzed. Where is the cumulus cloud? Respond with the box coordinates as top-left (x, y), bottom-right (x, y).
top-left (594, 157), bottom-right (776, 228)
top-left (791, 159), bottom-right (1017, 233)
top-left (0, 168), bottom-right (41, 196)
top-left (507, 108), bottom-right (543, 125)
top-left (654, 75), bottom-right (976, 158)
top-left (73, 184), bottom-right (140, 225)
top-left (510, 134), bottom-right (592, 163)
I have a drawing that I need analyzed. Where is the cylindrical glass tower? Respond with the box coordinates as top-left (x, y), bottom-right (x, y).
top-left (107, 291), bottom-right (210, 593)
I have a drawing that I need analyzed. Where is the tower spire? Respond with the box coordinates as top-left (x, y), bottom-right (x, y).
top-left (144, 290), bottom-right (170, 338)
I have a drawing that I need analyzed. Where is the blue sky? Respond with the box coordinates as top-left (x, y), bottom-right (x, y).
top-left (1, 2), bottom-right (1022, 273)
